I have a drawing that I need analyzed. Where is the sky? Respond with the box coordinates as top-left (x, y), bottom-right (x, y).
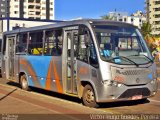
top-left (55, 0), bottom-right (145, 20)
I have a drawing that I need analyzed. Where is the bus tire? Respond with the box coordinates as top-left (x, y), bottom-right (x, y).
top-left (20, 74), bottom-right (30, 91)
top-left (82, 84), bottom-right (99, 108)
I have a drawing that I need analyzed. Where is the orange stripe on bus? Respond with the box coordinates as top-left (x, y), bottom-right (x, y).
top-left (19, 60), bottom-right (37, 82)
top-left (52, 57), bottom-right (63, 93)
top-left (46, 60), bottom-right (53, 90)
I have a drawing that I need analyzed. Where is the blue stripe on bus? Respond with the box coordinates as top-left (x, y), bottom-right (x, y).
top-left (26, 56), bottom-right (52, 88)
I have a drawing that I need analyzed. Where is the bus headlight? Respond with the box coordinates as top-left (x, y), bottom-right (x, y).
top-left (102, 80), bottom-right (122, 87)
top-left (113, 81), bottom-right (122, 87)
top-left (117, 83), bottom-right (122, 87)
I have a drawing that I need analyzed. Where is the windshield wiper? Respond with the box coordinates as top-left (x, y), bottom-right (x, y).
top-left (107, 56), bottom-right (139, 67)
top-left (118, 56), bottom-right (140, 67)
top-left (129, 54), bottom-right (153, 64)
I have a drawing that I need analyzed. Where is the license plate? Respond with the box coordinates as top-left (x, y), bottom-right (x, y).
top-left (131, 95), bottom-right (142, 100)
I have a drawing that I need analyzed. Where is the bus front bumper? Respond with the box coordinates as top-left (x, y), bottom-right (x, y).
top-left (96, 79), bottom-right (158, 103)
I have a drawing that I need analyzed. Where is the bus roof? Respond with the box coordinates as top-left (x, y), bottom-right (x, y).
top-left (3, 19), bottom-right (136, 35)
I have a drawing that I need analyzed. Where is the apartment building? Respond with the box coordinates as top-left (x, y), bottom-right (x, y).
top-left (0, 0), bottom-right (54, 20)
top-left (108, 11), bottom-right (146, 29)
top-left (146, 0), bottom-right (160, 35)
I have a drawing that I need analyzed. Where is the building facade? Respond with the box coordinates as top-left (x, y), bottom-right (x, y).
top-left (146, 0), bottom-right (160, 35)
top-left (108, 11), bottom-right (146, 29)
top-left (0, 0), bottom-right (54, 20)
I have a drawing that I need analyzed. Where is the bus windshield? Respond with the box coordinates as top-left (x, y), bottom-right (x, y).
top-left (92, 25), bottom-right (153, 65)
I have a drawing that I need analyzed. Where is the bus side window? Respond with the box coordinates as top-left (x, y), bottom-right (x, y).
top-left (77, 33), bottom-right (89, 63)
top-left (89, 43), bottom-right (98, 68)
top-left (44, 29), bottom-right (63, 56)
top-left (77, 26), bottom-right (97, 64)
top-left (28, 31), bottom-right (43, 55)
top-left (16, 33), bottom-right (27, 54)
top-left (77, 26), bottom-right (98, 67)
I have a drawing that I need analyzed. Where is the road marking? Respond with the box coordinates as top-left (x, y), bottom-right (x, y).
top-left (149, 99), bottom-right (160, 103)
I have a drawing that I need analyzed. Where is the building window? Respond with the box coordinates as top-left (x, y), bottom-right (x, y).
top-left (29, 0), bottom-right (34, 2)
top-left (139, 19), bottom-right (141, 22)
top-left (124, 18), bottom-right (127, 22)
top-left (155, 1), bottom-right (160, 5)
top-left (1, 9), bottom-right (5, 12)
top-left (42, 7), bottom-right (46, 10)
top-left (119, 19), bottom-right (122, 22)
top-left (36, 6), bottom-right (40, 9)
top-left (155, 21), bottom-right (160, 25)
top-left (14, 11), bottom-right (18, 14)
top-left (131, 18), bottom-right (134, 22)
top-left (50, 2), bottom-right (53, 5)
top-left (14, 5), bottom-right (19, 8)
top-left (155, 14), bottom-right (160, 18)
top-left (36, 0), bottom-right (40, 3)
top-left (154, 8), bottom-right (160, 11)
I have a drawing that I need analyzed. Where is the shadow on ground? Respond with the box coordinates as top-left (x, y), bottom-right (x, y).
top-left (6, 81), bottom-right (150, 108)
top-left (7, 81), bottom-right (81, 104)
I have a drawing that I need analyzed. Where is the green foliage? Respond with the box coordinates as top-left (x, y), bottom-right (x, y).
top-left (101, 15), bottom-right (113, 20)
top-left (141, 22), bottom-right (152, 38)
top-left (101, 15), bottom-right (110, 20)
top-left (140, 22), bottom-right (154, 51)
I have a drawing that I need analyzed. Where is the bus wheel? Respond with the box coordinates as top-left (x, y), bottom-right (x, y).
top-left (20, 74), bottom-right (30, 91)
top-left (82, 84), bottom-right (99, 108)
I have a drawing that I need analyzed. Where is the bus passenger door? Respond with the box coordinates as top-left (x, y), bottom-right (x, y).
top-left (63, 29), bottom-right (78, 94)
top-left (5, 36), bottom-right (16, 80)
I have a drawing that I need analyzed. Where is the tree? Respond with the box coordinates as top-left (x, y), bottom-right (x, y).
top-left (141, 22), bottom-right (155, 50)
top-left (101, 15), bottom-right (113, 20)
top-left (101, 15), bottom-right (110, 20)
top-left (141, 22), bottom-right (152, 39)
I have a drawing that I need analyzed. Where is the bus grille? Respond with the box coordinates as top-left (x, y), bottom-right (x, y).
top-left (116, 70), bottom-right (144, 76)
top-left (118, 88), bottom-right (151, 99)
